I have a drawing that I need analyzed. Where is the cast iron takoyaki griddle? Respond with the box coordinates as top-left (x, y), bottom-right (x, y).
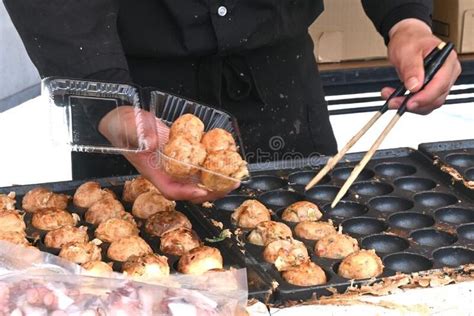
top-left (194, 147), bottom-right (474, 302)
top-left (0, 176), bottom-right (272, 302)
top-left (419, 139), bottom-right (474, 192)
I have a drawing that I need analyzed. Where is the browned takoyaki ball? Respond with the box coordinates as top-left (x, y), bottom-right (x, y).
top-left (107, 236), bottom-right (153, 262)
top-left (315, 233), bottom-right (359, 259)
top-left (263, 239), bottom-right (309, 271)
top-left (122, 176), bottom-right (160, 203)
top-left (73, 181), bottom-right (115, 208)
top-left (145, 210), bottom-right (192, 237)
top-left (231, 200), bottom-right (271, 229)
top-left (82, 261), bottom-right (113, 277)
top-left (31, 208), bottom-right (77, 231)
top-left (132, 191), bottom-right (176, 220)
top-left (281, 201), bottom-right (322, 223)
top-left (59, 241), bottom-right (102, 264)
top-left (123, 253), bottom-right (170, 281)
top-left (201, 128), bottom-right (237, 153)
top-left (22, 187), bottom-right (70, 213)
top-left (95, 218), bottom-right (139, 243)
top-left (163, 136), bottom-right (207, 178)
top-left (168, 113), bottom-right (205, 143)
top-left (0, 231), bottom-right (30, 246)
top-left (200, 150), bottom-right (249, 192)
top-left (0, 209), bottom-right (26, 233)
top-left (178, 246), bottom-right (223, 275)
top-left (338, 249), bottom-right (384, 280)
top-left (294, 220), bottom-right (336, 241)
top-left (44, 225), bottom-right (89, 249)
top-left (247, 221), bottom-right (292, 246)
top-left (0, 192), bottom-right (16, 211)
top-left (84, 197), bottom-right (125, 225)
top-left (281, 261), bottom-right (327, 286)
top-left (160, 227), bottom-right (201, 256)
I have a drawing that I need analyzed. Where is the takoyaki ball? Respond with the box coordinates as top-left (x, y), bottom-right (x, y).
top-left (281, 201), bottom-right (322, 223)
top-left (0, 210), bottom-right (26, 233)
top-left (95, 218), bottom-right (139, 243)
top-left (263, 239), bottom-right (309, 271)
top-left (0, 192), bottom-right (16, 211)
top-left (132, 191), bottom-right (176, 220)
top-left (73, 181), bottom-right (115, 208)
top-left (82, 261), bottom-right (113, 277)
top-left (281, 261), bottom-right (327, 287)
top-left (0, 231), bottom-right (30, 246)
top-left (59, 241), bottom-right (102, 264)
top-left (168, 113), bottom-right (205, 143)
top-left (315, 233), bottom-right (359, 259)
top-left (123, 253), bottom-right (170, 281)
top-left (231, 200), bottom-right (271, 229)
top-left (160, 228), bottom-right (201, 256)
top-left (145, 210), bottom-right (192, 237)
top-left (22, 187), bottom-right (70, 213)
top-left (200, 150), bottom-right (249, 192)
top-left (107, 236), bottom-right (153, 262)
top-left (122, 176), bottom-right (159, 203)
top-left (338, 249), bottom-right (384, 280)
top-left (44, 226), bottom-right (89, 249)
top-left (178, 246), bottom-right (223, 275)
top-left (247, 221), bottom-right (292, 246)
top-left (84, 197), bottom-right (125, 225)
top-left (294, 220), bottom-right (336, 241)
top-left (201, 128), bottom-right (237, 153)
top-left (31, 208), bottom-right (77, 231)
top-left (163, 136), bottom-right (207, 178)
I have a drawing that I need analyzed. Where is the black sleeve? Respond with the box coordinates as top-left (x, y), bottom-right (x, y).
top-left (361, 0), bottom-right (433, 44)
top-left (3, 0), bottom-right (131, 83)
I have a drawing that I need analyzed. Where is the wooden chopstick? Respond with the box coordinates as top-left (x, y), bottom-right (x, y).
top-left (330, 42), bottom-right (454, 208)
top-left (305, 46), bottom-right (444, 192)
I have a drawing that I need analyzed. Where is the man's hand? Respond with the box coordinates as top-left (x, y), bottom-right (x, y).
top-left (382, 19), bottom-right (462, 115)
top-left (98, 106), bottom-right (237, 203)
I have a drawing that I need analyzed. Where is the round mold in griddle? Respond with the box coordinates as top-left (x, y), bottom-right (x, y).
top-left (374, 163), bottom-right (417, 178)
top-left (383, 253), bottom-right (432, 273)
top-left (368, 196), bottom-right (414, 213)
top-left (394, 177), bottom-right (437, 192)
top-left (457, 223), bottom-right (474, 241)
top-left (410, 229), bottom-right (457, 247)
top-left (388, 212), bottom-right (435, 230)
top-left (362, 234), bottom-right (409, 254)
top-left (433, 247), bottom-right (474, 267)
top-left (214, 195), bottom-right (250, 212)
top-left (305, 185), bottom-right (342, 202)
top-left (323, 201), bottom-right (368, 219)
top-left (341, 217), bottom-right (387, 236)
top-left (434, 207), bottom-right (474, 224)
top-left (445, 153), bottom-right (474, 169)
top-left (413, 192), bottom-right (458, 209)
top-left (350, 181), bottom-right (393, 197)
top-left (259, 190), bottom-right (303, 208)
top-left (243, 175), bottom-right (287, 191)
top-left (466, 167), bottom-right (474, 181)
top-left (288, 171), bottom-right (331, 186)
top-left (331, 167), bottom-right (374, 182)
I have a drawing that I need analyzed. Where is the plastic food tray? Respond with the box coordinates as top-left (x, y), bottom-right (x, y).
top-left (0, 176), bottom-right (272, 302)
top-left (191, 147), bottom-right (474, 302)
top-left (419, 139), bottom-right (474, 191)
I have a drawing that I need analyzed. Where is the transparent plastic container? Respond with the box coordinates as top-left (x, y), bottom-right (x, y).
top-left (43, 77), bottom-right (248, 185)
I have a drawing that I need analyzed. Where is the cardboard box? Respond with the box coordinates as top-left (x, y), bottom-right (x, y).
top-left (309, 0), bottom-right (387, 63)
top-left (433, 0), bottom-right (474, 53)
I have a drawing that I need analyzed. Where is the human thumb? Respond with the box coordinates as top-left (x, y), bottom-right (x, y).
top-left (400, 52), bottom-right (425, 93)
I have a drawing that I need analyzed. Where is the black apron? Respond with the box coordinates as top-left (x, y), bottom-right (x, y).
top-left (71, 33), bottom-right (337, 179)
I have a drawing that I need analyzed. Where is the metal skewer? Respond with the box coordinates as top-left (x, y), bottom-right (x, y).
top-left (305, 45), bottom-right (444, 192)
top-left (330, 42), bottom-right (454, 208)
